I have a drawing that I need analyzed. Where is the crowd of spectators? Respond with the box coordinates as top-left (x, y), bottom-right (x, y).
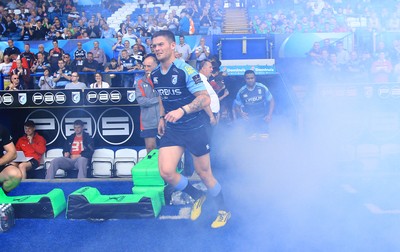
top-left (0, 0), bottom-right (225, 42)
top-left (306, 38), bottom-right (400, 84)
top-left (249, 0), bottom-right (400, 35)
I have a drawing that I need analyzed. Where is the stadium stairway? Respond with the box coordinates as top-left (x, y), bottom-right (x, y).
top-left (222, 8), bottom-right (252, 34)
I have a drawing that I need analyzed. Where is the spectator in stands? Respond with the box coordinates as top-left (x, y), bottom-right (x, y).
top-left (101, 23), bottom-right (116, 38)
top-left (178, 11), bottom-right (190, 35)
top-left (117, 23), bottom-right (128, 37)
top-left (135, 55), bottom-right (160, 153)
top-left (63, 0), bottom-right (74, 14)
top-left (48, 40), bottom-right (65, 72)
top-left (311, 49), bottom-right (330, 70)
top-left (90, 73), bottom-right (110, 88)
top-left (124, 26), bottom-right (138, 39)
top-left (31, 19), bottom-right (47, 40)
top-left (307, 41), bottom-right (322, 63)
top-left (335, 41), bottom-right (350, 67)
top-left (175, 35), bottom-right (191, 63)
top-left (119, 49), bottom-right (139, 88)
top-left (208, 21), bottom-right (221, 35)
top-left (62, 53), bottom-right (76, 72)
top-left (67, 6), bottom-right (80, 23)
top-left (0, 124), bottom-right (21, 194)
top-left (53, 18), bottom-right (64, 32)
top-left (24, 0), bottom-right (36, 10)
top-left (45, 119), bottom-right (94, 179)
top-left (166, 12), bottom-right (179, 34)
top-left (53, 59), bottom-right (72, 88)
top-left (135, 37), bottom-right (146, 55)
top-left (321, 38), bottom-right (335, 54)
top-left (35, 44), bottom-right (47, 61)
top-left (31, 52), bottom-right (50, 87)
top-left (86, 20), bottom-right (101, 38)
top-left (346, 50), bottom-right (367, 82)
top-left (132, 44), bottom-right (145, 66)
top-left (124, 14), bottom-right (135, 28)
top-left (133, 15), bottom-right (147, 33)
top-left (10, 59), bottom-right (31, 89)
top-left (54, 30), bottom-right (64, 40)
top-left (210, 2), bottom-right (223, 22)
top-left (90, 41), bottom-right (107, 69)
top-left (370, 52), bottom-right (393, 83)
top-left (6, 0), bottom-right (19, 10)
top-left (77, 30), bottom-right (90, 39)
top-left (144, 38), bottom-right (153, 55)
top-left (0, 55), bottom-right (12, 77)
top-left (233, 70), bottom-right (275, 138)
top-left (73, 42), bottom-right (86, 72)
top-left (112, 34), bottom-right (125, 60)
top-left (4, 39), bottom-right (21, 58)
top-left (3, 15), bottom-right (17, 37)
top-left (65, 72), bottom-right (87, 89)
top-left (82, 52), bottom-right (100, 84)
top-left (20, 43), bottom-right (36, 68)
top-left (104, 58), bottom-right (121, 87)
top-left (199, 8), bottom-right (212, 27)
top-left (46, 25), bottom-right (57, 40)
top-left (39, 68), bottom-right (56, 90)
top-left (195, 37), bottom-right (210, 70)
top-left (5, 74), bottom-right (24, 91)
top-left (118, 40), bottom-right (134, 62)
top-left (13, 120), bottom-right (46, 179)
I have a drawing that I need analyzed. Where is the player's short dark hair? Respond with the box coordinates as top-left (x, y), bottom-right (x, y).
top-left (152, 30), bottom-right (175, 43)
top-left (244, 70), bottom-right (255, 76)
top-left (24, 120), bottom-right (35, 128)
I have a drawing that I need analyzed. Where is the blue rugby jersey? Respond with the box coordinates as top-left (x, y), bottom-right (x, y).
top-left (234, 82), bottom-right (273, 117)
top-left (151, 59), bottom-right (207, 131)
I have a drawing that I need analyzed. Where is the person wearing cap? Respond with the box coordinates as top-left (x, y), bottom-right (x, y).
top-left (45, 120), bottom-right (94, 179)
top-left (12, 121), bottom-right (46, 179)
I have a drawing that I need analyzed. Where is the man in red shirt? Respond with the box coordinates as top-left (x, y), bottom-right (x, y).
top-left (45, 120), bottom-right (94, 179)
top-left (13, 120), bottom-right (46, 179)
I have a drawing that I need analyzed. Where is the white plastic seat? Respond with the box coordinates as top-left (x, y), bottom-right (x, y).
top-left (114, 148), bottom-right (138, 177)
top-left (91, 148), bottom-right (115, 177)
top-left (138, 149), bottom-right (148, 162)
top-left (44, 148), bottom-right (66, 178)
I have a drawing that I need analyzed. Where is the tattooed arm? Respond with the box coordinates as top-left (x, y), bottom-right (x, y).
top-left (164, 90), bottom-right (211, 123)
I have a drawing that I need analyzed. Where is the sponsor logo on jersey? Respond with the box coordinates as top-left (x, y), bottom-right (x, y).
top-left (157, 88), bottom-right (182, 96)
top-left (185, 65), bottom-right (195, 75)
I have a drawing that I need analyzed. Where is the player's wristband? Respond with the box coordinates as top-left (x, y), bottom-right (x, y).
top-left (160, 116), bottom-right (165, 119)
top-left (180, 107), bottom-right (187, 115)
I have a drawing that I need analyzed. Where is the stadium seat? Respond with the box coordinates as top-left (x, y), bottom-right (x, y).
top-left (91, 148), bottom-right (115, 178)
top-left (138, 149), bottom-right (148, 162)
top-left (44, 148), bottom-right (66, 178)
top-left (114, 148), bottom-right (138, 177)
